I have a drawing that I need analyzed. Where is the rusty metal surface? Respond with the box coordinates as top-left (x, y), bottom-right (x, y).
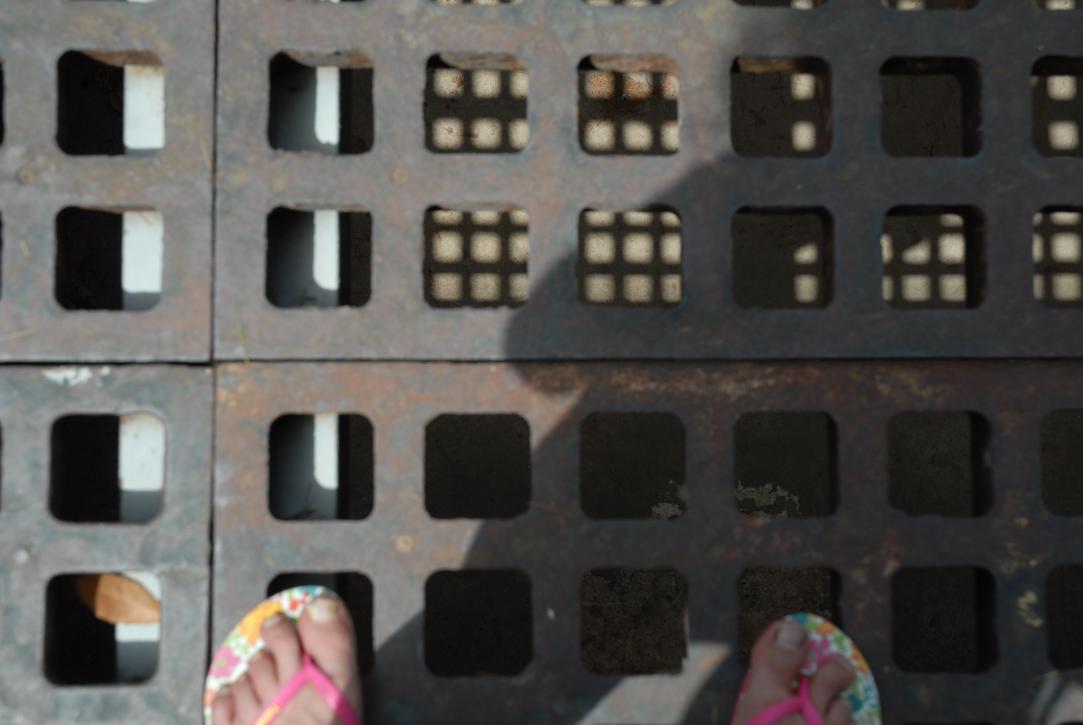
top-left (215, 1), bottom-right (1083, 360)
top-left (0, 365), bottom-right (213, 724)
top-left (0, 2), bottom-right (214, 362)
top-left (215, 360), bottom-right (1082, 724)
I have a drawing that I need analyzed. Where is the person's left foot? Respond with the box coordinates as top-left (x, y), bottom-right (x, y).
top-left (730, 618), bottom-right (855, 725)
top-left (210, 596), bottom-right (363, 725)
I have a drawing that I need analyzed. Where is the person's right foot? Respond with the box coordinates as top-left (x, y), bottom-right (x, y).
top-left (730, 618), bottom-right (855, 725)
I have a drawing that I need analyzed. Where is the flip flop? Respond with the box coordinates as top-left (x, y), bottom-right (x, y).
top-left (204, 585), bottom-right (362, 725)
top-left (747, 613), bottom-right (881, 725)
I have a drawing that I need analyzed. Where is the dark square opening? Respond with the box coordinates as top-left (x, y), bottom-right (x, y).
top-left (578, 55), bottom-right (679, 155)
top-left (881, 57), bottom-right (981, 157)
top-left (1042, 410), bottom-right (1083, 515)
top-left (892, 566), bottom-right (996, 672)
top-left (734, 411), bottom-right (836, 517)
top-left (425, 414), bottom-right (531, 519)
top-left (267, 572), bottom-right (374, 674)
top-left (265, 208), bottom-right (371, 308)
top-left (50, 414), bottom-right (164, 523)
top-left (268, 414), bottom-right (374, 521)
top-left (731, 57), bottom-right (831, 157)
top-left (1047, 565), bottom-right (1083, 669)
top-left (57, 50), bottom-right (162, 156)
top-left (55, 207), bottom-right (162, 311)
top-left (1034, 208), bottom-right (1083, 307)
top-left (577, 208), bottom-right (683, 306)
top-left (1033, 57), bottom-right (1083, 157)
top-left (580, 412), bottom-right (685, 520)
top-left (732, 207), bottom-right (833, 308)
top-left (424, 206), bottom-right (529, 308)
top-left (884, 0), bottom-right (978, 7)
top-left (888, 411), bottom-right (992, 517)
top-left (882, 206), bottom-right (985, 309)
top-left (581, 568), bottom-right (688, 675)
top-left (45, 572), bottom-right (160, 685)
top-left (425, 569), bottom-right (532, 676)
top-left (268, 51), bottom-right (373, 154)
top-left (737, 567), bottom-right (838, 663)
top-left (425, 54), bottom-right (528, 153)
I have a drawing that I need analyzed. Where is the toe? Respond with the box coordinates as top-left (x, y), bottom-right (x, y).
top-left (809, 654), bottom-right (855, 713)
top-left (297, 595), bottom-right (363, 715)
top-left (231, 674), bottom-right (261, 725)
top-left (246, 650), bottom-right (279, 704)
top-left (262, 613), bottom-right (302, 684)
top-left (825, 697), bottom-right (854, 725)
top-left (730, 619), bottom-right (809, 725)
top-left (210, 687), bottom-right (234, 725)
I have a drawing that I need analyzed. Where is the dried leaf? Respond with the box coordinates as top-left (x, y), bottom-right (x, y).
top-left (77, 574), bottom-right (161, 625)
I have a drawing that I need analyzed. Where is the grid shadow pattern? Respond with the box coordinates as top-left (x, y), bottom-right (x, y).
top-left (424, 55), bottom-right (528, 153)
top-left (424, 207), bottom-right (529, 308)
top-left (577, 209), bottom-right (682, 306)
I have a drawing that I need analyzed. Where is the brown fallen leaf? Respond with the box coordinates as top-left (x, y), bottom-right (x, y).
top-left (77, 574), bottom-right (161, 625)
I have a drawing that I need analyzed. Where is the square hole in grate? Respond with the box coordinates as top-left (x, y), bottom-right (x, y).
top-left (425, 414), bottom-right (530, 519)
top-left (579, 55), bottom-right (679, 155)
top-left (268, 414), bottom-right (373, 521)
top-left (55, 207), bottom-right (163, 311)
top-left (425, 54), bottom-right (528, 153)
top-left (578, 208), bottom-right (682, 306)
top-left (267, 572), bottom-right (374, 673)
top-left (580, 412), bottom-right (685, 520)
top-left (425, 569), bottom-right (532, 676)
top-left (888, 412), bottom-right (992, 517)
top-left (268, 51), bottom-right (373, 154)
top-left (50, 414), bottom-right (164, 523)
top-left (1039, 0), bottom-right (1080, 7)
top-left (734, 412), bottom-right (836, 517)
top-left (1042, 410), bottom-right (1083, 515)
top-left (885, 0), bottom-right (978, 8)
top-left (737, 568), bottom-right (838, 663)
top-left (584, 0), bottom-right (676, 5)
top-left (732, 207), bottom-right (832, 308)
top-left (882, 206), bottom-right (984, 309)
top-left (57, 51), bottom-right (163, 156)
top-left (892, 566), bottom-right (996, 672)
top-left (1047, 565), bottom-right (1083, 669)
top-left (733, 0), bottom-right (826, 7)
top-left (881, 58), bottom-right (980, 157)
top-left (581, 568), bottom-right (687, 675)
top-left (424, 206), bottom-right (528, 308)
top-left (45, 572), bottom-right (160, 685)
top-left (266, 207), bottom-right (371, 308)
top-left (1033, 58), bottom-right (1083, 157)
top-left (1034, 208), bottom-right (1083, 306)
top-left (434, 0), bottom-right (520, 4)
top-left (731, 57), bottom-right (831, 157)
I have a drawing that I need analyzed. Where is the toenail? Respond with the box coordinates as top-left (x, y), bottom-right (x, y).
top-left (261, 613), bottom-right (284, 631)
top-left (308, 597), bottom-right (340, 623)
top-left (775, 621), bottom-right (807, 651)
top-left (832, 653), bottom-right (855, 675)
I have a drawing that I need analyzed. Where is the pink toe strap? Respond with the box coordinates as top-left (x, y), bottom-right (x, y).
top-left (747, 677), bottom-right (823, 725)
top-left (251, 654), bottom-right (361, 725)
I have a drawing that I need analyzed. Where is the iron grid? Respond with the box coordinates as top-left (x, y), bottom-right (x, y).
top-left (0, 365), bottom-right (213, 724)
top-left (215, 360), bottom-right (1083, 724)
top-left (0, 1), bottom-right (214, 362)
top-left (216, 1), bottom-right (1083, 360)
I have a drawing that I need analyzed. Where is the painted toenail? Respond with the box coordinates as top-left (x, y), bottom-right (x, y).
top-left (308, 597), bottom-right (340, 623)
top-left (261, 613), bottom-right (284, 631)
top-left (775, 621), bottom-right (807, 650)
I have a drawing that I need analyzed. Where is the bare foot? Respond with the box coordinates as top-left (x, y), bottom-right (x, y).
top-left (211, 596), bottom-right (363, 725)
top-left (730, 619), bottom-right (855, 725)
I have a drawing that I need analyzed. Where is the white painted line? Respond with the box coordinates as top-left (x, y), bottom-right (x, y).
top-left (122, 211), bottom-right (164, 310)
top-left (313, 413), bottom-right (339, 491)
top-left (315, 66), bottom-right (340, 146)
top-left (115, 571), bottom-right (161, 683)
top-left (123, 65), bottom-right (165, 151)
top-left (312, 210), bottom-right (340, 292)
top-left (119, 413), bottom-right (165, 523)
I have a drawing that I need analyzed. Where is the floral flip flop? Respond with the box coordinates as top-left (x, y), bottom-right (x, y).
top-left (748, 613), bottom-right (881, 725)
top-left (204, 585), bottom-right (362, 725)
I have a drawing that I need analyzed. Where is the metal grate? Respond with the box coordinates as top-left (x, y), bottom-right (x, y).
top-left (0, 3), bottom-right (215, 362)
top-left (0, 366), bottom-right (212, 723)
top-left (215, 360), bottom-right (1083, 723)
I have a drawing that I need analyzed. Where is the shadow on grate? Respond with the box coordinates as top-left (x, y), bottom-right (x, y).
top-left (881, 57), bottom-right (981, 157)
top-left (882, 206), bottom-right (984, 309)
top-left (732, 208), bottom-right (832, 308)
top-left (268, 414), bottom-right (373, 521)
top-left (737, 567), bottom-right (838, 664)
top-left (731, 57), bottom-right (831, 157)
top-left (577, 208), bottom-right (682, 307)
top-left (888, 411), bottom-right (992, 517)
top-left (51, 413), bottom-right (164, 523)
top-left (1041, 410), bottom-right (1083, 515)
top-left (734, 412), bottom-right (836, 517)
top-left (425, 569), bottom-right (533, 677)
top-left (581, 568), bottom-right (688, 675)
top-left (425, 414), bottom-right (531, 519)
top-left (892, 567), bottom-right (997, 673)
top-left (268, 51), bottom-right (373, 154)
top-left (267, 572), bottom-right (374, 674)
